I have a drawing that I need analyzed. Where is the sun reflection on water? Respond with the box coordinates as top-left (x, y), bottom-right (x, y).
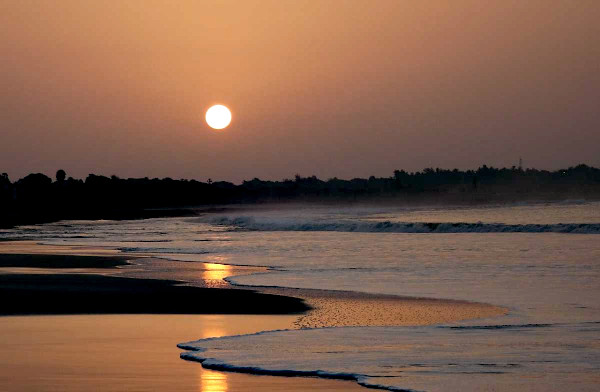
top-left (201, 262), bottom-right (233, 284)
top-left (199, 368), bottom-right (228, 392)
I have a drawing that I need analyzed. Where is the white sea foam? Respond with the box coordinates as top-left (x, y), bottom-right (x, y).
top-left (178, 323), bottom-right (600, 392)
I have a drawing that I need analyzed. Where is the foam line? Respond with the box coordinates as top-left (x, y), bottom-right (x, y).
top-left (205, 217), bottom-right (600, 234)
top-left (179, 350), bottom-right (420, 392)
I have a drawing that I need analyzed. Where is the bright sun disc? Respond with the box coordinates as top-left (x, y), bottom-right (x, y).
top-left (205, 105), bottom-right (232, 130)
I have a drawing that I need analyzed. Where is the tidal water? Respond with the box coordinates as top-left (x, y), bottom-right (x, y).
top-left (2, 201), bottom-right (600, 391)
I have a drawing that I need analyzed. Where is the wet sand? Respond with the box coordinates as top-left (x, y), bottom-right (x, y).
top-left (0, 240), bottom-right (124, 256)
top-left (0, 241), bottom-right (507, 391)
top-left (0, 273), bottom-right (309, 316)
top-left (0, 243), bottom-right (361, 391)
top-left (259, 287), bottom-right (507, 328)
top-left (0, 243), bottom-right (309, 316)
top-left (0, 314), bottom-right (364, 392)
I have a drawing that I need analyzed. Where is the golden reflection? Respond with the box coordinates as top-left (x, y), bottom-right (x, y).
top-left (199, 315), bottom-right (226, 339)
top-left (201, 262), bottom-right (233, 284)
top-left (199, 368), bottom-right (228, 392)
top-left (200, 327), bottom-right (226, 339)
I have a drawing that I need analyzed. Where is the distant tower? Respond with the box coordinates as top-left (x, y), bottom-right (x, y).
top-left (518, 157), bottom-right (523, 171)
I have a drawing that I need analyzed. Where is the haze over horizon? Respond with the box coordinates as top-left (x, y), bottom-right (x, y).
top-left (2, 0), bottom-right (599, 183)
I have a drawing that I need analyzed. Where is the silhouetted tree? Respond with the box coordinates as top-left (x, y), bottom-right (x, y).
top-left (56, 169), bottom-right (66, 183)
top-left (2, 164), bottom-right (600, 229)
top-left (0, 173), bottom-right (9, 186)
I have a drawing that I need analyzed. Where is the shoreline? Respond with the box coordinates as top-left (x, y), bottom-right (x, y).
top-left (0, 241), bottom-right (507, 325)
top-left (0, 240), bottom-right (508, 391)
top-left (257, 285), bottom-right (507, 328)
top-left (0, 313), bottom-right (365, 392)
top-left (0, 247), bottom-right (310, 316)
top-left (0, 242), bottom-right (366, 391)
top-left (0, 272), bottom-right (310, 316)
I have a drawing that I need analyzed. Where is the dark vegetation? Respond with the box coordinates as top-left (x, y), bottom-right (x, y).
top-left (0, 273), bottom-right (310, 316)
top-left (2, 165), bottom-right (600, 228)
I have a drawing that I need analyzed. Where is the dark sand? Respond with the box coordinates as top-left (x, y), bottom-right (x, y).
top-left (0, 273), bottom-right (310, 316)
top-left (0, 250), bottom-right (309, 316)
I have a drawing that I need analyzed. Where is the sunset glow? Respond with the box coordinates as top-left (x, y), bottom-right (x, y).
top-left (1, 2), bottom-right (599, 391)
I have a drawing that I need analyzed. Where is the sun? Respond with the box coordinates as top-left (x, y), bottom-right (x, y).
top-left (205, 104), bottom-right (232, 130)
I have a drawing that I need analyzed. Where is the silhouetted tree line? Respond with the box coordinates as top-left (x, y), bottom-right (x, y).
top-left (1, 164), bottom-right (600, 228)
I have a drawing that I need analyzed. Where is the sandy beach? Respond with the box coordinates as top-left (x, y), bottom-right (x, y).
top-left (0, 242), bottom-right (364, 391)
top-left (0, 241), bottom-right (506, 391)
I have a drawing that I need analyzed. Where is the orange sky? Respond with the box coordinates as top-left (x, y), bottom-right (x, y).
top-left (1, 0), bottom-right (598, 182)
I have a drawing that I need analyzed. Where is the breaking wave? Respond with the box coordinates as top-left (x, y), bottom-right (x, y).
top-left (440, 323), bottom-right (552, 330)
top-left (206, 216), bottom-right (600, 234)
top-left (117, 247), bottom-right (210, 254)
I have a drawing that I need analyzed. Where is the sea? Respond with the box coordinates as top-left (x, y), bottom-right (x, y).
top-left (2, 201), bottom-right (599, 391)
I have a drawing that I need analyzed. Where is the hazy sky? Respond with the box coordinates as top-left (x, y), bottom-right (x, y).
top-left (1, 0), bottom-right (599, 183)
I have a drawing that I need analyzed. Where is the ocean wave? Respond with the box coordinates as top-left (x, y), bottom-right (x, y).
top-left (441, 323), bottom-right (552, 330)
top-left (206, 216), bottom-right (600, 234)
top-left (130, 239), bottom-right (173, 243)
top-left (117, 247), bottom-right (210, 254)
